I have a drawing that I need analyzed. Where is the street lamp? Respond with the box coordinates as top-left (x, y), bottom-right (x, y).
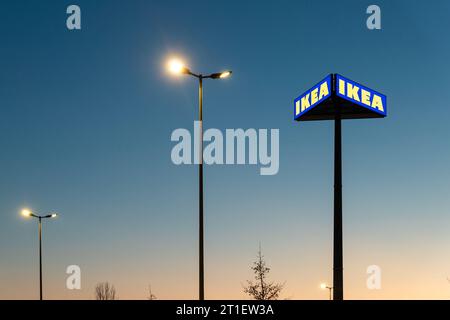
top-left (21, 208), bottom-right (58, 300)
top-left (320, 283), bottom-right (333, 300)
top-left (167, 57), bottom-right (232, 300)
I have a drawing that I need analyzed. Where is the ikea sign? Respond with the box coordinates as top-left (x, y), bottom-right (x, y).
top-left (294, 74), bottom-right (387, 121)
top-left (294, 75), bottom-right (332, 119)
top-left (336, 74), bottom-right (386, 116)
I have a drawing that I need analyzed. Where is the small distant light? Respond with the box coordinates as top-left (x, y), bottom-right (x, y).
top-left (320, 283), bottom-right (327, 290)
top-left (51, 213), bottom-right (58, 218)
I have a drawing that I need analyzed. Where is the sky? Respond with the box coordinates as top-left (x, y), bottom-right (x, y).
top-left (1, 0), bottom-right (450, 300)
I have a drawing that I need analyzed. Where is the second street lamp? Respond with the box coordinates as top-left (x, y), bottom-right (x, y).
top-left (21, 208), bottom-right (58, 300)
top-left (168, 58), bottom-right (232, 300)
top-left (320, 283), bottom-right (333, 301)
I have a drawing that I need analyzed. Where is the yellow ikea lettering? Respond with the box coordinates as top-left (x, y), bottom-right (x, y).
top-left (338, 79), bottom-right (345, 95)
top-left (361, 89), bottom-right (371, 106)
top-left (336, 76), bottom-right (385, 114)
top-left (301, 94), bottom-right (310, 112)
top-left (319, 82), bottom-right (329, 100)
top-left (347, 83), bottom-right (360, 101)
top-left (297, 79), bottom-right (331, 115)
top-left (371, 95), bottom-right (384, 112)
top-left (310, 88), bottom-right (319, 105)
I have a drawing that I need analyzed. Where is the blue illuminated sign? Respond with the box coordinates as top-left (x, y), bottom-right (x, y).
top-left (294, 75), bottom-right (332, 120)
top-left (294, 74), bottom-right (387, 121)
top-left (335, 74), bottom-right (387, 117)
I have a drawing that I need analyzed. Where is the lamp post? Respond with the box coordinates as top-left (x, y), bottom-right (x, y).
top-left (167, 58), bottom-right (232, 300)
top-left (320, 283), bottom-right (333, 301)
top-left (21, 209), bottom-right (58, 300)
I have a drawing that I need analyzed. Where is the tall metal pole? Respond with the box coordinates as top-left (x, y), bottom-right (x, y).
top-left (198, 75), bottom-right (205, 301)
top-left (38, 217), bottom-right (43, 301)
top-left (333, 110), bottom-right (343, 300)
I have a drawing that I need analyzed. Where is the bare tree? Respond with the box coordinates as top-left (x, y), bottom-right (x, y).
top-left (243, 245), bottom-right (284, 300)
top-left (95, 282), bottom-right (116, 300)
top-left (147, 284), bottom-right (157, 300)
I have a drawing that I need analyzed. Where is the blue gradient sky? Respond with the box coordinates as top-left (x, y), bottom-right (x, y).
top-left (1, 0), bottom-right (450, 299)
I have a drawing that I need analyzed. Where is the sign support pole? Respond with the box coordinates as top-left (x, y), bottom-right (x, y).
top-left (333, 105), bottom-right (344, 300)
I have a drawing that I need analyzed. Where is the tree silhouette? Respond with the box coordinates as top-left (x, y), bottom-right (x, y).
top-left (147, 284), bottom-right (157, 300)
top-left (95, 282), bottom-right (116, 300)
top-left (244, 246), bottom-right (284, 300)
